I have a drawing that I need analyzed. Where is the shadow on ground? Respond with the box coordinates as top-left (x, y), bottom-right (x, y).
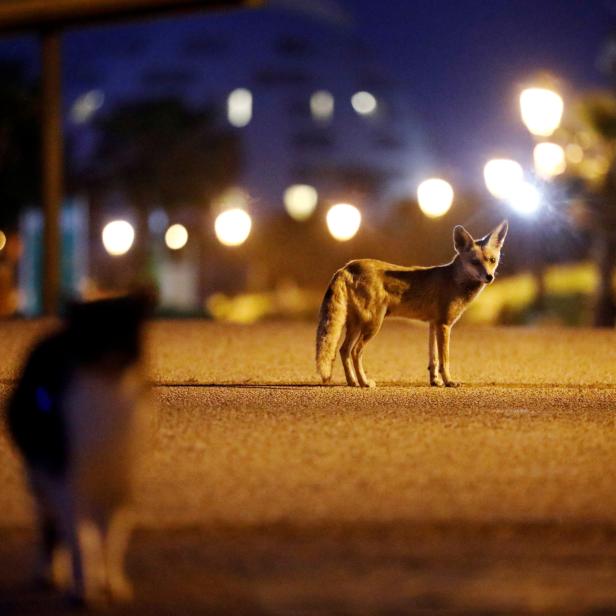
top-left (2, 522), bottom-right (616, 615)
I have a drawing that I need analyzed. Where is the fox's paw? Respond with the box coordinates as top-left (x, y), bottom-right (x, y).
top-left (430, 378), bottom-right (444, 387)
top-left (445, 381), bottom-right (461, 388)
top-left (361, 379), bottom-right (377, 388)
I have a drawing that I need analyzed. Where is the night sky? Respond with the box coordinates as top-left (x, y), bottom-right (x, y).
top-left (0, 0), bottom-right (613, 207)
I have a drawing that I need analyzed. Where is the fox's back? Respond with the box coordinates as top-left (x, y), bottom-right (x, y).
top-left (341, 258), bottom-right (455, 322)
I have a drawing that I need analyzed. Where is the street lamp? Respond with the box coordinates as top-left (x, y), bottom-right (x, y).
top-left (326, 203), bottom-right (361, 241)
top-left (215, 208), bottom-right (252, 246)
top-left (483, 159), bottom-right (524, 200)
top-left (310, 90), bottom-right (334, 122)
top-left (506, 181), bottom-right (542, 216)
top-left (533, 142), bottom-right (566, 179)
top-left (102, 220), bottom-right (135, 256)
top-left (417, 178), bottom-right (454, 218)
top-left (519, 87), bottom-right (564, 137)
top-left (165, 223), bottom-right (189, 250)
top-left (283, 184), bottom-right (318, 221)
top-left (351, 91), bottom-right (377, 116)
top-left (227, 88), bottom-right (252, 127)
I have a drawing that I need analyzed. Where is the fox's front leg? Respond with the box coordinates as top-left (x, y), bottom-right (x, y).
top-left (428, 323), bottom-right (442, 387)
top-left (435, 323), bottom-right (460, 388)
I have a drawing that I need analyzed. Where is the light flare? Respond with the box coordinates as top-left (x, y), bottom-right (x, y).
top-left (215, 208), bottom-right (252, 246)
top-left (483, 159), bottom-right (524, 200)
top-left (102, 220), bottom-right (135, 256)
top-left (283, 184), bottom-right (318, 221)
top-left (533, 142), bottom-right (566, 179)
top-left (326, 203), bottom-right (361, 241)
top-left (417, 178), bottom-right (454, 218)
top-left (165, 224), bottom-right (189, 250)
top-left (519, 87), bottom-right (564, 137)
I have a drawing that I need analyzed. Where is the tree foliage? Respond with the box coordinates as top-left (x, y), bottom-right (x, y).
top-left (86, 97), bottom-right (241, 211)
top-left (0, 61), bottom-right (40, 230)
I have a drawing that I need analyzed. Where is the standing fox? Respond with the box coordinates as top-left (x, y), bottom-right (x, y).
top-left (316, 220), bottom-right (508, 388)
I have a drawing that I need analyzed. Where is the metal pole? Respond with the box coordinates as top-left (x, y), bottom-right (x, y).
top-left (41, 28), bottom-right (62, 315)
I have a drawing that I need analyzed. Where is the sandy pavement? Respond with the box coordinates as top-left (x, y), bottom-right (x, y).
top-left (0, 320), bottom-right (615, 614)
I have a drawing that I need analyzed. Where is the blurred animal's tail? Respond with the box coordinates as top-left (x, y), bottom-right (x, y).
top-left (316, 270), bottom-right (348, 383)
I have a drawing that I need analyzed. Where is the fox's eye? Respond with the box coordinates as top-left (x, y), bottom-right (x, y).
top-left (489, 257), bottom-right (496, 264)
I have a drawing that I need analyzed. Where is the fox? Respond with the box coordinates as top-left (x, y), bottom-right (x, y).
top-left (316, 220), bottom-right (508, 388)
top-left (6, 293), bottom-right (151, 606)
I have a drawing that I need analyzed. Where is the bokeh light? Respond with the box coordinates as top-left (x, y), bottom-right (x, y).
top-left (506, 181), bottom-right (542, 216)
top-left (227, 88), bottom-right (252, 127)
top-left (565, 143), bottom-right (584, 164)
top-left (483, 159), bottom-right (524, 200)
top-left (519, 87), bottom-right (564, 137)
top-left (215, 208), bottom-right (252, 246)
top-left (0, 230), bottom-right (6, 252)
top-left (351, 91), bottom-right (377, 116)
top-left (326, 203), bottom-right (361, 241)
top-left (533, 142), bottom-right (566, 179)
top-left (283, 184), bottom-right (318, 221)
top-left (165, 223), bottom-right (189, 250)
top-left (102, 220), bottom-right (135, 256)
top-left (70, 89), bottom-right (104, 124)
top-left (417, 178), bottom-right (454, 218)
top-left (310, 90), bottom-right (334, 122)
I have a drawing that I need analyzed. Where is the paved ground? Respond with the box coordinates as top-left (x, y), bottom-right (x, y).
top-left (0, 320), bottom-right (615, 614)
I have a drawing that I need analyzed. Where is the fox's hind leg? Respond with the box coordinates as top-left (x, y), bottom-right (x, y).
top-left (340, 322), bottom-right (361, 386)
top-left (352, 309), bottom-right (386, 388)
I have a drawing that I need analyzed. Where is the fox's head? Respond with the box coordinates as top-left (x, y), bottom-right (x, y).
top-left (453, 220), bottom-right (508, 284)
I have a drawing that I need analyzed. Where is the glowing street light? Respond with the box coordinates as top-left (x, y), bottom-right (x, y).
top-left (519, 87), bottom-right (564, 137)
top-left (102, 220), bottom-right (135, 256)
top-left (165, 223), bottom-right (189, 250)
top-left (417, 178), bottom-right (454, 218)
top-left (326, 203), bottom-right (361, 241)
top-left (506, 181), bottom-right (542, 216)
top-left (351, 91), bottom-right (377, 116)
top-left (533, 142), bottom-right (566, 179)
top-left (483, 159), bottom-right (524, 200)
top-left (215, 208), bottom-right (252, 246)
top-left (310, 90), bottom-right (334, 122)
top-left (283, 184), bottom-right (318, 221)
top-left (227, 88), bottom-right (252, 127)
top-left (0, 230), bottom-right (6, 252)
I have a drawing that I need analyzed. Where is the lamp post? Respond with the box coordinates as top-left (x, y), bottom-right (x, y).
top-left (519, 87), bottom-right (564, 138)
top-left (416, 178), bottom-right (454, 218)
top-left (518, 84), bottom-right (565, 313)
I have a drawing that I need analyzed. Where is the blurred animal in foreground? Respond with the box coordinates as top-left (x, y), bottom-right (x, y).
top-left (6, 294), bottom-right (151, 606)
top-left (316, 221), bottom-right (508, 388)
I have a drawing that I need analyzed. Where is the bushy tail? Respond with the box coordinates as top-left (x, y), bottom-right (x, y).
top-left (316, 270), bottom-right (348, 383)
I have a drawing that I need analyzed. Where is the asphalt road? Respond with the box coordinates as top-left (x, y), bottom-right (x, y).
top-left (0, 320), bottom-right (615, 614)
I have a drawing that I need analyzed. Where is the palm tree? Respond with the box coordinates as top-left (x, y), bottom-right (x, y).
top-left (559, 93), bottom-right (616, 326)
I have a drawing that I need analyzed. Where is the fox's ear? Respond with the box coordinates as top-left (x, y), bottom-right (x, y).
top-left (453, 225), bottom-right (474, 253)
top-left (488, 219), bottom-right (508, 249)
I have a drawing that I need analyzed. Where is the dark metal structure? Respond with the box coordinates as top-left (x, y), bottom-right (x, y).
top-left (0, 0), bottom-right (260, 314)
